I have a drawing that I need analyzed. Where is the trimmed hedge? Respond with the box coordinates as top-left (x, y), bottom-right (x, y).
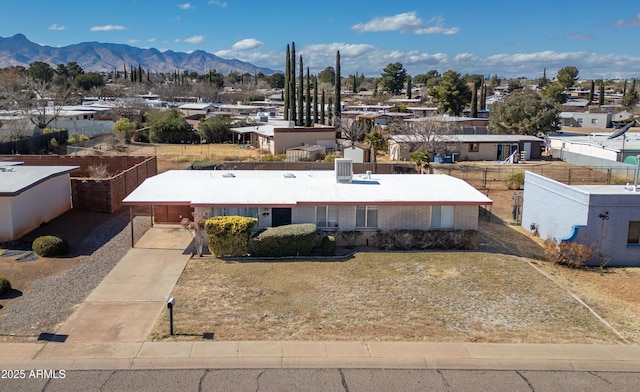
top-left (32, 235), bottom-right (68, 257)
top-left (251, 223), bottom-right (317, 257)
top-left (206, 216), bottom-right (257, 257)
top-left (0, 277), bottom-right (11, 295)
top-left (321, 235), bottom-right (336, 256)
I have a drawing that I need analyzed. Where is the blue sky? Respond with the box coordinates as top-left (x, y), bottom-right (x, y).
top-left (3, 0), bottom-right (640, 79)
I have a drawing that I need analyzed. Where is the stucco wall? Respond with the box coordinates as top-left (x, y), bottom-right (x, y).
top-left (0, 197), bottom-right (13, 242)
top-left (522, 172), bottom-right (590, 241)
top-left (0, 174), bottom-right (72, 242)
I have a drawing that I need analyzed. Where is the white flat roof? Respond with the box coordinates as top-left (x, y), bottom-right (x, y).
top-left (0, 165), bottom-right (78, 195)
top-left (123, 170), bottom-right (493, 207)
top-left (390, 134), bottom-right (542, 143)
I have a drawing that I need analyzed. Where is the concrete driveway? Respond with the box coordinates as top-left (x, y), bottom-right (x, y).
top-left (36, 226), bottom-right (192, 359)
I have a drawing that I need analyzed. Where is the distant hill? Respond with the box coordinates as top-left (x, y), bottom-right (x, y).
top-left (0, 34), bottom-right (279, 76)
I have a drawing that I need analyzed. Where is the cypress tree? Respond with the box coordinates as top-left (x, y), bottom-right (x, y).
top-left (589, 80), bottom-right (595, 103)
top-left (284, 44), bottom-right (290, 121)
top-left (138, 64), bottom-right (143, 83)
top-left (313, 76), bottom-right (319, 125)
top-left (623, 80), bottom-right (628, 97)
top-left (470, 81), bottom-right (478, 118)
top-left (352, 74), bottom-right (357, 93)
top-left (123, 63), bottom-right (127, 80)
top-left (298, 55), bottom-right (304, 126)
top-left (406, 75), bottom-right (412, 99)
top-left (328, 97), bottom-right (333, 125)
top-left (599, 82), bottom-right (605, 106)
top-left (147, 68), bottom-right (151, 83)
top-left (305, 67), bottom-right (311, 127)
top-left (290, 42), bottom-right (297, 125)
top-left (321, 90), bottom-right (326, 125)
top-left (481, 84), bottom-right (487, 111)
top-left (334, 51), bottom-right (341, 127)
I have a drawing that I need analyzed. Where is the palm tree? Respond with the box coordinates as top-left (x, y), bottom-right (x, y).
top-left (364, 130), bottom-right (386, 173)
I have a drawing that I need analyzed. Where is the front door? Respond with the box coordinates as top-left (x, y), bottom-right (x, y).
top-left (271, 208), bottom-right (292, 227)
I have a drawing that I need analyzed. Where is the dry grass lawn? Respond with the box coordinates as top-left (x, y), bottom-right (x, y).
top-left (150, 251), bottom-right (624, 344)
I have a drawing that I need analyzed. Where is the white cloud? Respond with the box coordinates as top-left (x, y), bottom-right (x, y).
top-left (148, 38), bottom-right (156, 43)
top-left (48, 24), bottom-right (64, 31)
top-left (128, 39), bottom-right (140, 44)
top-left (90, 25), bottom-right (127, 32)
top-left (613, 13), bottom-right (640, 27)
top-left (208, 0), bottom-right (227, 7)
top-left (184, 35), bottom-right (205, 44)
top-left (178, 3), bottom-right (194, 10)
top-left (231, 38), bottom-right (263, 51)
top-left (352, 12), bottom-right (459, 35)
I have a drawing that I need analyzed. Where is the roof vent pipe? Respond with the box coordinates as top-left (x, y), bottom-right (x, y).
top-left (634, 155), bottom-right (640, 192)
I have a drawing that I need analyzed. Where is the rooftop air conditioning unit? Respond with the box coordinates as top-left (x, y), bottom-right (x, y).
top-left (335, 158), bottom-right (353, 183)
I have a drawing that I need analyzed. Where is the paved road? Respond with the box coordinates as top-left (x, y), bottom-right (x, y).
top-left (2, 368), bottom-right (640, 392)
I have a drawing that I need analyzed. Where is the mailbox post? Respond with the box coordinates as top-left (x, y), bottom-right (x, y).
top-left (167, 297), bottom-right (175, 335)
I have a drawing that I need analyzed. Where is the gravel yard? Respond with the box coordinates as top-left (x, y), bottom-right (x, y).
top-left (0, 210), bottom-right (151, 342)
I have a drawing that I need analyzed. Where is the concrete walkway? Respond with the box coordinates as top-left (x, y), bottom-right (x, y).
top-left (1, 225), bottom-right (640, 372)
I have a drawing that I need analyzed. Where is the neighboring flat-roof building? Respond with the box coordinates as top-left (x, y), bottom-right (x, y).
top-left (123, 159), bottom-right (492, 246)
top-left (231, 120), bottom-right (336, 155)
top-left (522, 171), bottom-right (640, 266)
top-left (0, 163), bottom-right (77, 242)
top-left (388, 134), bottom-right (543, 162)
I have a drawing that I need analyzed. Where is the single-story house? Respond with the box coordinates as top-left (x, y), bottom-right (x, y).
top-left (0, 163), bottom-right (77, 242)
top-left (122, 159), bottom-right (492, 246)
top-left (178, 103), bottom-right (214, 117)
top-left (231, 120), bottom-right (336, 155)
top-left (549, 132), bottom-right (640, 164)
top-left (388, 134), bottom-right (543, 162)
top-left (522, 171), bottom-right (640, 266)
top-left (559, 112), bottom-right (613, 129)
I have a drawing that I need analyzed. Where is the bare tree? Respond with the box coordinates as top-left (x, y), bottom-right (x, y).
top-left (339, 120), bottom-right (369, 146)
top-left (391, 116), bottom-right (458, 158)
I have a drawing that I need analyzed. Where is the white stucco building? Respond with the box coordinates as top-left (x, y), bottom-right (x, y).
top-left (0, 163), bottom-right (77, 242)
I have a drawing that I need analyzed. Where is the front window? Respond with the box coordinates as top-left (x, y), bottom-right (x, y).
top-left (316, 205), bottom-right (338, 228)
top-left (628, 221), bottom-right (640, 244)
top-left (468, 143), bottom-right (479, 152)
top-left (355, 205), bottom-right (378, 228)
top-left (431, 206), bottom-right (454, 229)
top-left (210, 207), bottom-right (259, 218)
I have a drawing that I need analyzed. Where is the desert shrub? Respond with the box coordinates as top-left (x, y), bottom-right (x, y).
top-left (261, 154), bottom-right (286, 162)
top-left (544, 240), bottom-right (594, 268)
top-left (505, 172), bottom-right (525, 190)
top-left (251, 224), bottom-right (317, 257)
top-left (375, 230), bottom-right (478, 250)
top-left (323, 153), bottom-right (341, 162)
top-left (320, 235), bottom-right (336, 256)
top-left (206, 216), bottom-right (257, 257)
top-left (67, 133), bottom-right (90, 145)
top-left (32, 235), bottom-right (68, 257)
top-left (0, 277), bottom-right (11, 295)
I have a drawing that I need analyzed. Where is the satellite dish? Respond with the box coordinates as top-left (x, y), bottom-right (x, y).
top-left (608, 121), bottom-right (635, 140)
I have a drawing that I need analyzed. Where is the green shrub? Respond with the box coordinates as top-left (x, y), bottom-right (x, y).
top-left (206, 216), bottom-right (257, 257)
top-left (320, 235), bottom-right (336, 256)
top-left (0, 277), bottom-right (11, 295)
top-left (251, 223), bottom-right (317, 257)
top-left (32, 235), bottom-right (68, 257)
top-left (261, 154), bottom-right (285, 162)
top-left (505, 172), bottom-right (525, 190)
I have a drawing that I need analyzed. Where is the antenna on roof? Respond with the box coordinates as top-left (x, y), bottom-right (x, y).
top-left (608, 120), bottom-right (635, 140)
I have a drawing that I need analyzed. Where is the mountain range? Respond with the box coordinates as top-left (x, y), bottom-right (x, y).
top-left (0, 34), bottom-right (279, 76)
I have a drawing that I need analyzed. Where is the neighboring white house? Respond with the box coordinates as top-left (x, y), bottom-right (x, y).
top-left (231, 120), bottom-right (336, 155)
top-left (548, 132), bottom-right (640, 164)
top-left (123, 159), bottom-right (492, 246)
top-left (522, 171), bottom-right (640, 267)
top-left (0, 163), bottom-right (77, 242)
